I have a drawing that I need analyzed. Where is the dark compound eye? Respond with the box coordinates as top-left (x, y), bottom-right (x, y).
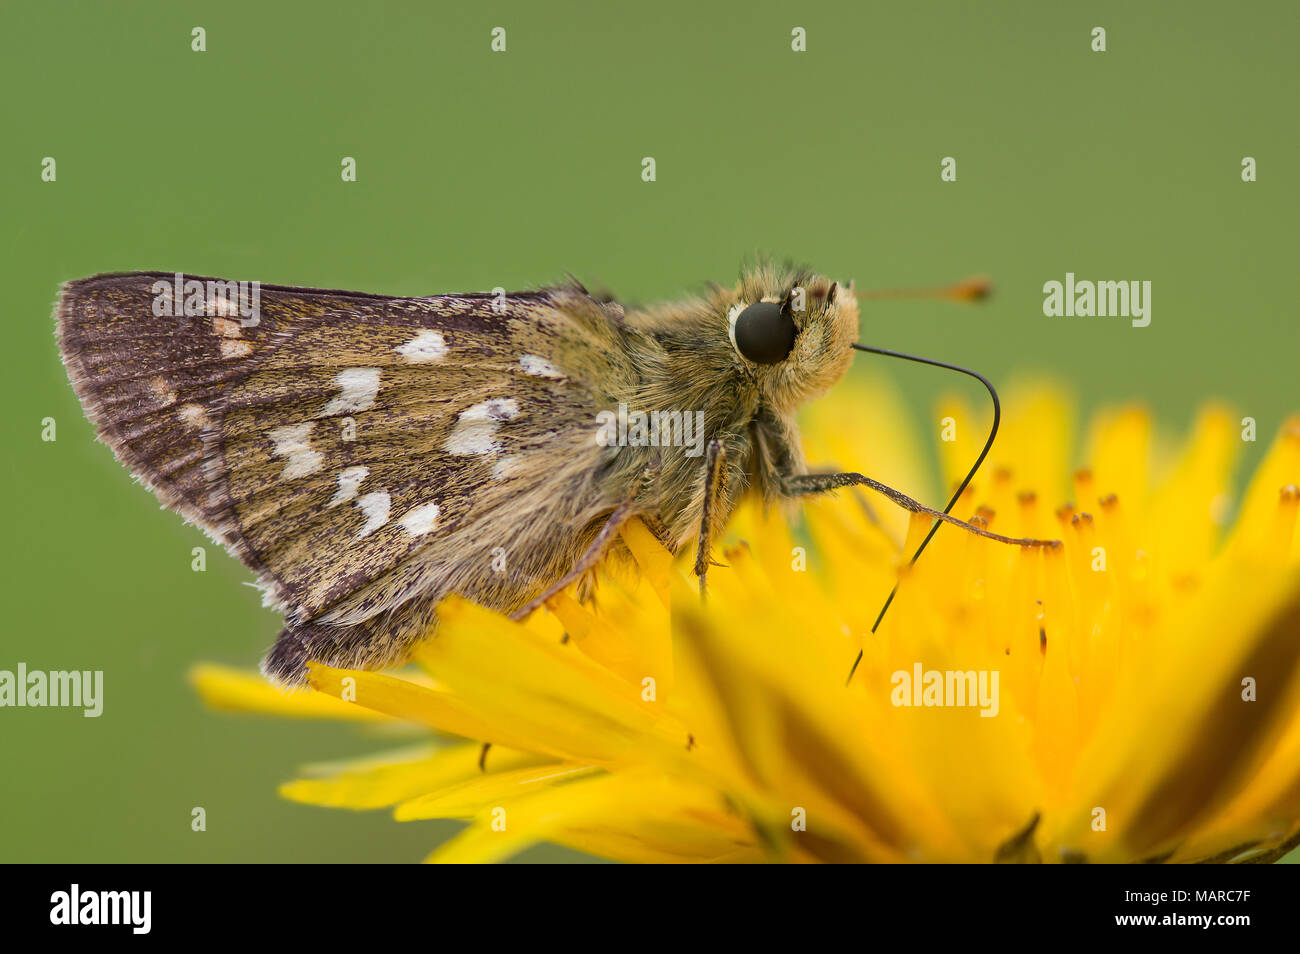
top-left (731, 300), bottom-right (796, 364)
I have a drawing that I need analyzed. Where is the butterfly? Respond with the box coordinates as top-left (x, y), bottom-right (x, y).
top-left (56, 263), bottom-right (1050, 685)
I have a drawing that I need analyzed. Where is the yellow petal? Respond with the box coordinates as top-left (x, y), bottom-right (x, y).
top-left (620, 517), bottom-right (673, 607)
top-left (1057, 565), bottom-right (1300, 860)
top-left (425, 771), bottom-right (759, 864)
top-left (413, 596), bottom-right (687, 763)
top-left (305, 663), bottom-right (541, 751)
top-left (282, 742), bottom-right (550, 811)
top-left (189, 663), bottom-right (389, 722)
top-left (395, 763), bottom-right (599, 821)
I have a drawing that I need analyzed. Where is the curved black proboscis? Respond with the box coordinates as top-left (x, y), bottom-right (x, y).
top-left (845, 343), bottom-right (1002, 685)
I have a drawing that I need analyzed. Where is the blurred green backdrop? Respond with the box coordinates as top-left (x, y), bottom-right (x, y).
top-left (2, 0), bottom-right (1297, 862)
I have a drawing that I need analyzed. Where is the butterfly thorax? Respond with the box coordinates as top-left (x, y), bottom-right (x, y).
top-left (617, 265), bottom-right (858, 549)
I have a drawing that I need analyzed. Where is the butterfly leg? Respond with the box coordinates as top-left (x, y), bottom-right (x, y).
top-left (510, 497), bottom-right (638, 620)
top-left (785, 472), bottom-right (1058, 547)
top-left (694, 437), bottom-right (728, 597)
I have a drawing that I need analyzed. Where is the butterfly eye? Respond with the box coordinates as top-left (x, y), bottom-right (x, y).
top-left (731, 301), bottom-right (796, 364)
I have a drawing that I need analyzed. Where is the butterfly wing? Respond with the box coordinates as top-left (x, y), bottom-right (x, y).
top-left (57, 273), bottom-right (638, 677)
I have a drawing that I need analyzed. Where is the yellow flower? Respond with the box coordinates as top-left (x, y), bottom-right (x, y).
top-left (192, 379), bottom-right (1300, 863)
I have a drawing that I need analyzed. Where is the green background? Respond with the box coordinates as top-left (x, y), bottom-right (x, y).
top-left (2, 1), bottom-right (1297, 862)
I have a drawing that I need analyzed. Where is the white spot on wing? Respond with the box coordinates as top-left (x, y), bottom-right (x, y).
top-left (319, 368), bottom-right (381, 417)
top-left (327, 466), bottom-right (370, 508)
top-left (519, 354), bottom-right (563, 378)
top-left (212, 315), bottom-right (243, 338)
top-left (395, 330), bottom-right (448, 364)
top-left (445, 399), bottom-right (520, 456)
top-left (208, 296), bottom-right (240, 318)
top-left (268, 423), bottom-right (324, 480)
top-left (397, 501), bottom-right (441, 536)
top-left (149, 377), bottom-right (177, 406)
top-left (179, 403), bottom-right (210, 429)
top-left (354, 491), bottom-right (391, 537)
top-left (221, 339), bottom-right (253, 359)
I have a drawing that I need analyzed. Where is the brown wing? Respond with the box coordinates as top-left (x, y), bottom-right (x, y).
top-left (56, 272), bottom-right (632, 626)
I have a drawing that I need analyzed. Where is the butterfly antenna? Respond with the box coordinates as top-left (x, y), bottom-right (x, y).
top-left (853, 275), bottom-right (992, 304)
top-left (845, 279), bottom-right (1000, 685)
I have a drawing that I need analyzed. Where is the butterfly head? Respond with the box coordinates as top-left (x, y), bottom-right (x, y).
top-left (725, 265), bottom-right (860, 411)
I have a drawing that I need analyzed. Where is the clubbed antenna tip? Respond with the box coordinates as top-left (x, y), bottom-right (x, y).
top-left (855, 275), bottom-right (993, 304)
